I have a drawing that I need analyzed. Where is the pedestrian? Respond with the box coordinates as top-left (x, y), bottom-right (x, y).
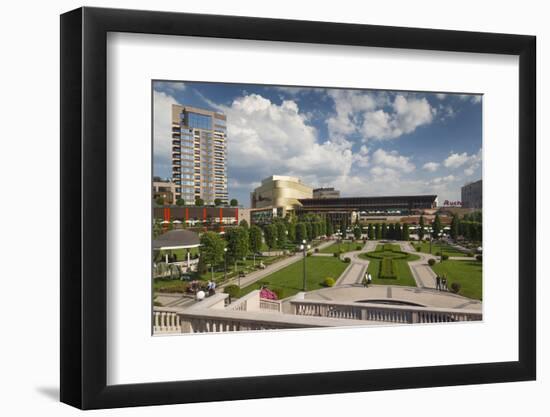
top-left (436, 275), bottom-right (441, 291)
top-left (442, 276), bottom-right (448, 291)
top-left (368, 272), bottom-right (373, 286)
top-left (363, 274), bottom-right (368, 288)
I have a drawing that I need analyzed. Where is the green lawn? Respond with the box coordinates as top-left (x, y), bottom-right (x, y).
top-left (431, 260), bottom-right (483, 300)
top-left (359, 244), bottom-right (419, 286)
top-left (414, 241), bottom-right (469, 257)
top-left (319, 240), bottom-right (362, 254)
top-left (239, 256), bottom-right (349, 299)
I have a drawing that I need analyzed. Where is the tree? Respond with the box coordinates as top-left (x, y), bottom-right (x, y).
top-left (249, 225), bottom-right (262, 253)
top-left (295, 222), bottom-right (307, 243)
top-left (403, 224), bottom-right (410, 241)
top-left (226, 226), bottom-right (249, 264)
top-left (353, 226), bottom-right (362, 240)
top-left (264, 224), bottom-right (278, 250)
top-left (239, 219), bottom-right (249, 229)
top-left (155, 196), bottom-right (165, 206)
top-left (230, 198), bottom-right (238, 207)
top-left (368, 223), bottom-right (375, 240)
top-left (249, 225), bottom-right (263, 266)
top-left (287, 222), bottom-right (296, 242)
top-left (214, 198), bottom-right (223, 206)
top-left (195, 197), bottom-right (204, 207)
top-left (312, 222), bottom-right (320, 240)
top-left (381, 223), bottom-right (388, 239)
top-left (432, 213), bottom-right (442, 238)
top-left (176, 198), bottom-right (185, 206)
top-left (395, 223), bottom-right (402, 240)
top-left (199, 232), bottom-right (226, 279)
top-left (275, 222), bottom-right (287, 248)
top-left (388, 223), bottom-right (395, 239)
top-left (326, 221), bottom-right (334, 237)
top-left (450, 215), bottom-right (459, 240)
top-left (376, 224), bottom-right (382, 240)
top-left (418, 215), bottom-right (425, 240)
top-left (306, 222), bottom-right (313, 241)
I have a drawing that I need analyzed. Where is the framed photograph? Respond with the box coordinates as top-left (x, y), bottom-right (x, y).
top-left (60, 6), bottom-right (536, 409)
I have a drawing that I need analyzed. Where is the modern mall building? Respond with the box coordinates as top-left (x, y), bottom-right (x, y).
top-left (171, 104), bottom-right (228, 205)
top-left (250, 175), bottom-right (313, 213)
top-left (296, 195), bottom-right (439, 224)
top-left (313, 187), bottom-right (341, 199)
top-left (461, 179), bottom-right (482, 209)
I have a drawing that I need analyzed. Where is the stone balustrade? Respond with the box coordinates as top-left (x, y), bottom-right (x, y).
top-left (153, 308), bottom-right (183, 333)
top-left (290, 299), bottom-right (482, 324)
top-left (259, 298), bottom-right (282, 312)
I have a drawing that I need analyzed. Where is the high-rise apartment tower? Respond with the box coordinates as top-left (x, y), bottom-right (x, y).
top-left (171, 105), bottom-right (228, 205)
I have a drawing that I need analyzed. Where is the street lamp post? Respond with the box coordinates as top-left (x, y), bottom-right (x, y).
top-left (299, 239), bottom-right (311, 291)
top-left (223, 247), bottom-right (228, 282)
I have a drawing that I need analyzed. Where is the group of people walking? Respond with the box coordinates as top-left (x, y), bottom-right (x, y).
top-left (435, 275), bottom-right (448, 291)
top-left (362, 272), bottom-right (373, 287)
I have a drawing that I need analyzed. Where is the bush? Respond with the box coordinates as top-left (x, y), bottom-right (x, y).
top-left (224, 285), bottom-right (240, 298)
top-left (435, 251), bottom-right (442, 256)
top-left (343, 257), bottom-right (351, 263)
top-left (416, 246), bottom-right (422, 251)
top-left (356, 245), bottom-right (362, 250)
top-left (314, 248), bottom-right (319, 253)
top-left (306, 252), bottom-right (312, 257)
top-left (476, 254), bottom-right (482, 262)
top-left (333, 251), bottom-right (341, 258)
top-left (322, 277), bottom-right (336, 287)
top-left (450, 282), bottom-right (461, 294)
top-left (441, 254), bottom-right (449, 261)
top-left (271, 287), bottom-right (285, 299)
top-left (468, 252), bottom-right (475, 257)
top-left (428, 258), bottom-right (436, 266)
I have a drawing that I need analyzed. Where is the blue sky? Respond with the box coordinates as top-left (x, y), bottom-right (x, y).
top-left (153, 80), bottom-right (482, 207)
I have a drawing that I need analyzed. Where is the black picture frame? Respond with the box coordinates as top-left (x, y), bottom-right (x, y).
top-left (60, 6), bottom-right (536, 410)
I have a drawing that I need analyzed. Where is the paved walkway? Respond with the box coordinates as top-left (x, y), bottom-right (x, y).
top-left (335, 241), bottom-right (376, 286)
top-left (304, 285), bottom-right (482, 310)
top-left (397, 241), bottom-right (438, 289)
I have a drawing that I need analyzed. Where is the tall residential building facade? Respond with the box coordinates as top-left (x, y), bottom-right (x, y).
top-left (171, 105), bottom-right (228, 205)
top-left (461, 179), bottom-right (482, 209)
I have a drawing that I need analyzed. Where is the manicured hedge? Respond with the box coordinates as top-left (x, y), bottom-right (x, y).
top-left (379, 257), bottom-right (397, 279)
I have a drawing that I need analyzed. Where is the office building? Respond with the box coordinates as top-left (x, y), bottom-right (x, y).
top-left (461, 180), bottom-right (482, 209)
top-left (153, 180), bottom-right (178, 205)
top-left (171, 105), bottom-right (228, 205)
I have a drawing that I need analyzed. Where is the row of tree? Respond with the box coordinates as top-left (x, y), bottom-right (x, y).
top-left (365, 223), bottom-right (411, 241)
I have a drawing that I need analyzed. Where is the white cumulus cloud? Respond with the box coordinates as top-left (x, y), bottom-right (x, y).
top-left (423, 162), bottom-right (440, 172)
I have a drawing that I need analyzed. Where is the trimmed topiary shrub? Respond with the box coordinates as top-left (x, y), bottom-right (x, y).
top-left (333, 251), bottom-right (341, 258)
top-left (224, 285), bottom-right (240, 298)
top-left (356, 245), bottom-right (362, 250)
top-left (435, 251), bottom-right (442, 256)
top-left (314, 248), bottom-right (319, 253)
top-left (428, 258), bottom-right (436, 266)
top-left (450, 282), bottom-right (461, 294)
top-left (322, 277), bottom-right (336, 287)
top-left (343, 257), bottom-right (351, 263)
top-left (306, 252), bottom-right (312, 257)
top-left (475, 254), bottom-right (482, 262)
top-left (416, 246), bottom-right (422, 251)
top-left (441, 254), bottom-right (449, 261)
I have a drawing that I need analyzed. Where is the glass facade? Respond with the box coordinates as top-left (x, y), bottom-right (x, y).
top-left (186, 112), bottom-right (212, 130)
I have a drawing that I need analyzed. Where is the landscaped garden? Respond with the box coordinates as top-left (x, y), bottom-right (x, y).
top-left (430, 259), bottom-right (482, 300)
top-left (359, 244), bottom-right (420, 286)
top-left (238, 256), bottom-right (349, 299)
top-left (319, 240), bottom-right (362, 254)
top-left (414, 241), bottom-right (470, 257)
